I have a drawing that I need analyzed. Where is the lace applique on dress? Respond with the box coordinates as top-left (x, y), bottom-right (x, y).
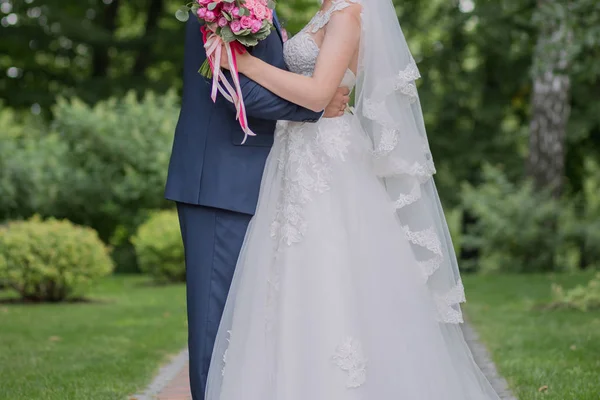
top-left (267, 5), bottom-right (357, 336)
top-left (273, 0), bottom-right (357, 247)
top-left (221, 330), bottom-right (232, 377)
top-left (332, 337), bottom-right (367, 388)
top-left (362, 98), bottom-right (387, 122)
top-left (270, 119), bottom-right (352, 246)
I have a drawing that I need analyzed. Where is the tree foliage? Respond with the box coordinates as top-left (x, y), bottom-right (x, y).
top-left (0, 0), bottom-right (184, 111)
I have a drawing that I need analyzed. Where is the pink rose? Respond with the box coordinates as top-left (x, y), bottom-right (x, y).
top-left (205, 10), bottom-right (216, 21)
top-left (240, 16), bottom-right (253, 29)
top-left (244, 0), bottom-right (257, 12)
top-left (222, 2), bottom-right (234, 11)
top-left (197, 7), bottom-right (207, 18)
top-left (253, 4), bottom-right (267, 20)
top-left (230, 20), bottom-right (242, 33)
top-left (232, 7), bottom-right (240, 17)
top-left (266, 7), bottom-right (273, 22)
top-left (218, 17), bottom-right (228, 27)
top-left (251, 19), bottom-right (262, 33)
top-left (199, 0), bottom-right (212, 5)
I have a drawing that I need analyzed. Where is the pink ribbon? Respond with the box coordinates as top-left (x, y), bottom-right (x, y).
top-left (202, 27), bottom-right (256, 144)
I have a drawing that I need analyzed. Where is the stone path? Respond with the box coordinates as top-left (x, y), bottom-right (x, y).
top-left (130, 349), bottom-right (191, 400)
top-left (154, 361), bottom-right (192, 400)
top-left (138, 324), bottom-right (516, 400)
top-left (461, 323), bottom-right (518, 400)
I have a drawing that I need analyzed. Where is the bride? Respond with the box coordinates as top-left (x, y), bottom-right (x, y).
top-left (210, 0), bottom-right (501, 398)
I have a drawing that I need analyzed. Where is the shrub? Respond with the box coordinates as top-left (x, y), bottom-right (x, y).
top-left (551, 273), bottom-right (600, 311)
top-left (1, 93), bottom-right (179, 272)
top-left (51, 91), bottom-right (178, 241)
top-left (0, 133), bottom-right (70, 222)
top-left (461, 164), bottom-right (573, 273)
top-left (574, 158), bottom-right (600, 269)
top-left (0, 216), bottom-right (114, 302)
top-left (0, 103), bottom-right (44, 140)
top-left (0, 105), bottom-right (68, 222)
top-left (108, 225), bottom-right (140, 274)
top-left (132, 210), bottom-right (184, 283)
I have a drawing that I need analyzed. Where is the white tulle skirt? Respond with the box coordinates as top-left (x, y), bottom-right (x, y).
top-left (205, 115), bottom-right (500, 399)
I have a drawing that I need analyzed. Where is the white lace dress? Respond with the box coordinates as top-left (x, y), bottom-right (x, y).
top-left (205, 3), bottom-right (499, 399)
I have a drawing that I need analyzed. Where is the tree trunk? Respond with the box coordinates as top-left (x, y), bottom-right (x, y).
top-left (92, 0), bottom-right (121, 78)
top-left (527, 0), bottom-right (572, 198)
top-left (132, 0), bottom-right (165, 76)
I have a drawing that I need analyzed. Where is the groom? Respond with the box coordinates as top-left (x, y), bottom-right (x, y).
top-left (165, 13), bottom-right (350, 400)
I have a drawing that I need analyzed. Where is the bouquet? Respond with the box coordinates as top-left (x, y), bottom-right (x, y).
top-left (177, 0), bottom-right (276, 143)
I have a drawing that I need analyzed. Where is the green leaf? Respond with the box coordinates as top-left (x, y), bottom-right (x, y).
top-left (236, 28), bottom-right (251, 36)
top-left (253, 31), bottom-right (271, 41)
top-left (175, 6), bottom-right (190, 22)
top-left (207, 2), bottom-right (218, 11)
top-left (238, 7), bottom-right (248, 16)
top-left (220, 26), bottom-right (236, 43)
top-left (267, 0), bottom-right (276, 10)
top-left (221, 11), bottom-right (232, 21)
top-left (236, 36), bottom-right (259, 47)
top-left (258, 21), bottom-right (272, 35)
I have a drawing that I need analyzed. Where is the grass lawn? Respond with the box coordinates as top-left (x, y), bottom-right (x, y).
top-left (0, 275), bottom-right (188, 400)
top-left (463, 272), bottom-right (600, 400)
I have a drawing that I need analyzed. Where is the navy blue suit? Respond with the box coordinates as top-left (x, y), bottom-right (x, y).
top-left (165, 14), bottom-right (321, 400)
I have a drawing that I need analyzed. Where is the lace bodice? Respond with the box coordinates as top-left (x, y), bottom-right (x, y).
top-left (283, 0), bottom-right (357, 88)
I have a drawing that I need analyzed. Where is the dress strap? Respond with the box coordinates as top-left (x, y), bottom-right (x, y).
top-left (306, 0), bottom-right (356, 34)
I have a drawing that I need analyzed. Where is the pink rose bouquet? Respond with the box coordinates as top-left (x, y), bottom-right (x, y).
top-left (176, 0), bottom-right (276, 143)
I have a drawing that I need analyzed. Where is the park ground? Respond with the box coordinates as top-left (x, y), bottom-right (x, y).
top-left (1, 272), bottom-right (598, 400)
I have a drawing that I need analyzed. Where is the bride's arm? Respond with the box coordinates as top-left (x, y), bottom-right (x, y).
top-left (232, 5), bottom-right (361, 113)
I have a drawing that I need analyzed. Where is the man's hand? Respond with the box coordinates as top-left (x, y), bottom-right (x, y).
top-left (323, 87), bottom-right (351, 118)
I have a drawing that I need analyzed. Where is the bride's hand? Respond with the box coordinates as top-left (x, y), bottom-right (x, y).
top-left (219, 44), bottom-right (253, 73)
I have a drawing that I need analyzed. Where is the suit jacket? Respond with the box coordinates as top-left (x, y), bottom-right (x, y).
top-left (165, 14), bottom-right (321, 215)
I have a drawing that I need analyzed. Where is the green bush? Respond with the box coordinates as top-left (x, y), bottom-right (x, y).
top-left (0, 133), bottom-right (69, 222)
top-left (461, 165), bottom-right (573, 273)
top-left (0, 216), bottom-right (114, 302)
top-left (132, 210), bottom-right (184, 283)
top-left (51, 91), bottom-right (178, 242)
top-left (0, 105), bottom-right (68, 222)
top-left (574, 158), bottom-right (600, 269)
top-left (1, 93), bottom-right (179, 272)
top-left (0, 103), bottom-right (47, 140)
top-left (551, 273), bottom-right (600, 311)
top-left (1, 92), bottom-right (177, 234)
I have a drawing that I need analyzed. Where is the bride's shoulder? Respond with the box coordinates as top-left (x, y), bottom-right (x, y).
top-left (331, 0), bottom-right (363, 14)
top-left (328, 0), bottom-right (362, 25)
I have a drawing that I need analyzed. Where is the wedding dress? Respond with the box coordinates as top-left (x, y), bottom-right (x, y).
top-left (206, 1), bottom-right (501, 398)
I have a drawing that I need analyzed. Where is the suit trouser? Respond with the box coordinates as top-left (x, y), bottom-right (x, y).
top-left (176, 203), bottom-right (252, 400)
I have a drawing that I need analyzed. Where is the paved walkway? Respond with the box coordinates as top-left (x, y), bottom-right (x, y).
top-left (155, 361), bottom-right (192, 400)
top-left (137, 324), bottom-right (516, 400)
top-left (461, 323), bottom-right (518, 400)
top-left (130, 350), bottom-right (191, 400)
